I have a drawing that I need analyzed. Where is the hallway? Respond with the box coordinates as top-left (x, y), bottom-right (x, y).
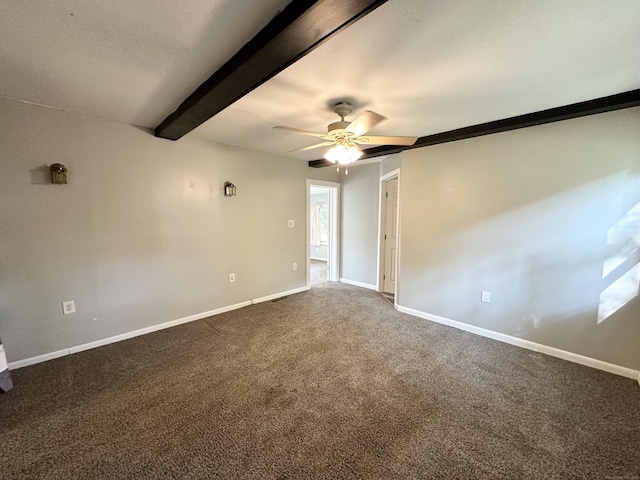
top-left (310, 259), bottom-right (327, 286)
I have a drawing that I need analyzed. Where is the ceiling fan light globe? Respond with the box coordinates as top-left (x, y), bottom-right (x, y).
top-left (324, 141), bottom-right (363, 166)
top-left (347, 145), bottom-right (363, 162)
top-left (336, 144), bottom-right (350, 165)
top-left (323, 147), bottom-right (339, 163)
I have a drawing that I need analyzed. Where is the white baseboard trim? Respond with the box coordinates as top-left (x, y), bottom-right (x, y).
top-left (251, 286), bottom-right (309, 304)
top-left (396, 305), bottom-right (640, 381)
top-left (339, 278), bottom-right (378, 291)
top-left (8, 349), bottom-right (70, 370)
top-left (9, 287), bottom-right (308, 370)
top-left (67, 300), bottom-right (253, 357)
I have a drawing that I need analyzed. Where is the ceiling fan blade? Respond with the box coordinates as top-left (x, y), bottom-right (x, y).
top-left (354, 135), bottom-right (418, 146)
top-left (346, 111), bottom-right (386, 137)
top-left (273, 126), bottom-right (326, 138)
top-left (289, 141), bottom-right (335, 153)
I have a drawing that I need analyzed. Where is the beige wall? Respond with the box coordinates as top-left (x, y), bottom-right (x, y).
top-left (4, 94), bottom-right (638, 371)
top-left (399, 108), bottom-right (640, 370)
top-left (0, 97), bottom-right (338, 363)
top-left (340, 163), bottom-right (380, 286)
top-left (380, 154), bottom-right (401, 177)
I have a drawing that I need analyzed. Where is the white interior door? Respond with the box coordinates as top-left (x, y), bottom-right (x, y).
top-left (383, 178), bottom-right (398, 293)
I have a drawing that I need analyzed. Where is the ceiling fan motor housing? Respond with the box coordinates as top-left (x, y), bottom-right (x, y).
top-left (327, 121), bottom-right (351, 140)
top-left (328, 103), bottom-right (356, 140)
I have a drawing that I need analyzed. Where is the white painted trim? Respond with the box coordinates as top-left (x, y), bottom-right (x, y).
top-left (251, 286), bottom-right (308, 304)
top-left (396, 304), bottom-right (640, 380)
top-left (306, 180), bottom-right (311, 290)
top-left (310, 256), bottom-right (328, 262)
top-left (329, 185), bottom-right (340, 283)
top-left (67, 300), bottom-right (253, 355)
top-left (339, 278), bottom-right (377, 290)
top-left (394, 170), bottom-right (402, 310)
top-left (380, 169), bottom-right (401, 182)
top-left (8, 288), bottom-right (307, 370)
top-left (8, 348), bottom-right (70, 370)
top-left (377, 168), bottom-right (400, 295)
top-left (0, 345), bottom-right (8, 371)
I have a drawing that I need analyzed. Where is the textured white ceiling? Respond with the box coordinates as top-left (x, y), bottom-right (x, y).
top-left (0, 0), bottom-right (291, 126)
top-left (2, 0), bottom-right (639, 162)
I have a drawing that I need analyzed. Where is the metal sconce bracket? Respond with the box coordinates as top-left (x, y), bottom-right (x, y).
top-left (50, 163), bottom-right (68, 184)
top-left (224, 181), bottom-right (236, 197)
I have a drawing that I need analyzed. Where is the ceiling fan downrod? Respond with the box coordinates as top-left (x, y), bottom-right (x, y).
top-left (333, 102), bottom-right (353, 121)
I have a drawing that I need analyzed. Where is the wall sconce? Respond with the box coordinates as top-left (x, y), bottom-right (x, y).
top-left (50, 163), bottom-right (68, 184)
top-left (224, 181), bottom-right (236, 197)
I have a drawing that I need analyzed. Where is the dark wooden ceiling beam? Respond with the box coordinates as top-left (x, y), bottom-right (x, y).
top-left (155, 0), bottom-right (388, 140)
top-left (309, 89), bottom-right (640, 167)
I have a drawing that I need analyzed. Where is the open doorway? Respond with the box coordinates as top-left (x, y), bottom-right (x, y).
top-left (378, 169), bottom-right (400, 303)
top-left (306, 180), bottom-right (340, 288)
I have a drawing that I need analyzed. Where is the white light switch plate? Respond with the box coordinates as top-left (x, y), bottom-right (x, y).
top-left (481, 291), bottom-right (491, 303)
top-left (288, 220), bottom-right (295, 228)
top-left (229, 273), bottom-right (236, 283)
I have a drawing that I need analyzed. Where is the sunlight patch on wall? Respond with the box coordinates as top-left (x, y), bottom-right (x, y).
top-left (598, 264), bottom-right (640, 323)
top-left (598, 202), bottom-right (640, 324)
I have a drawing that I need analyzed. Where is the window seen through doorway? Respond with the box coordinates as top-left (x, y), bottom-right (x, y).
top-left (311, 204), bottom-right (329, 246)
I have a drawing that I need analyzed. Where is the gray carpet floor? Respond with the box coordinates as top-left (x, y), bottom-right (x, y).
top-left (1, 282), bottom-right (639, 479)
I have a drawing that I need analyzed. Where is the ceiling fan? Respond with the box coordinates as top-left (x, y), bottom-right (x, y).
top-left (274, 103), bottom-right (417, 173)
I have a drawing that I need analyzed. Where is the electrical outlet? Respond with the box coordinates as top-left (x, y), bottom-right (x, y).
top-left (288, 220), bottom-right (295, 228)
top-left (62, 300), bottom-right (76, 315)
top-left (481, 291), bottom-right (491, 303)
top-left (229, 273), bottom-right (236, 283)
top-left (293, 263), bottom-right (297, 271)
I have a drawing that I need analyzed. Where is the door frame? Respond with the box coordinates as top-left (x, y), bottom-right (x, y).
top-left (306, 179), bottom-right (340, 289)
top-left (377, 169), bottom-right (401, 304)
